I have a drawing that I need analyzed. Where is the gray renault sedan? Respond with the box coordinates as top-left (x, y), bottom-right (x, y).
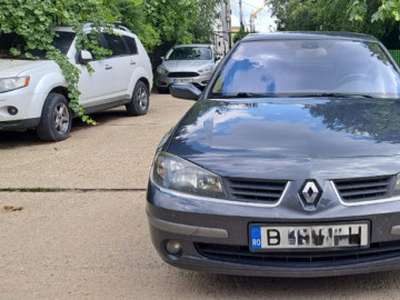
top-left (147, 32), bottom-right (400, 277)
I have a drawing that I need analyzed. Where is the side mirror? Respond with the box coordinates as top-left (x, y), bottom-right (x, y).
top-left (169, 83), bottom-right (202, 101)
top-left (215, 55), bottom-right (222, 62)
top-left (161, 56), bottom-right (165, 61)
top-left (78, 50), bottom-right (93, 64)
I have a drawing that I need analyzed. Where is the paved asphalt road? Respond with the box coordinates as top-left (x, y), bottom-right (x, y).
top-left (1, 93), bottom-right (400, 299)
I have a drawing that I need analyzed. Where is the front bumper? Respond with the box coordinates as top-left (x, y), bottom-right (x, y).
top-left (0, 117), bottom-right (40, 131)
top-left (156, 72), bottom-right (212, 90)
top-left (147, 180), bottom-right (400, 277)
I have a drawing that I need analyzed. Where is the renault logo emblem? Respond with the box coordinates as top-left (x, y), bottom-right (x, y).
top-left (299, 180), bottom-right (322, 206)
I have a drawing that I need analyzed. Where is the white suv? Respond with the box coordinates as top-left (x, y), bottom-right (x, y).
top-left (0, 24), bottom-right (153, 141)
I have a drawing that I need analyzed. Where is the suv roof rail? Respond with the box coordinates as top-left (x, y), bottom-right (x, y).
top-left (82, 22), bottom-right (132, 33)
top-left (113, 21), bottom-right (132, 33)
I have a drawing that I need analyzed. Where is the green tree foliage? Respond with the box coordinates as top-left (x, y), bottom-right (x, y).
top-left (269, 0), bottom-right (400, 48)
top-left (233, 25), bottom-right (249, 43)
top-left (349, 0), bottom-right (400, 22)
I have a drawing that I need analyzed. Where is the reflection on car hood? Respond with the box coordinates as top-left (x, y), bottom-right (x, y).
top-left (167, 98), bottom-right (400, 180)
top-left (0, 59), bottom-right (56, 77)
top-left (161, 60), bottom-right (213, 73)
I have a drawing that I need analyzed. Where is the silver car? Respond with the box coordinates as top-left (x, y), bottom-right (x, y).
top-left (156, 44), bottom-right (220, 92)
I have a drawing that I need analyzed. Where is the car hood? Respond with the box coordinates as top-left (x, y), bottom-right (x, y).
top-left (161, 60), bottom-right (213, 72)
top-left (167, 98), bottom-right (400, 179)
top-left (0, 59), bottom-right (54, 77)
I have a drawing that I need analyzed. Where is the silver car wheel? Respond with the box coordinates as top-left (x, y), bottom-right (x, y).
top-left (53, 102), bottom-right (70, 135)
top-left (136, 86), bottom-right (149, 110)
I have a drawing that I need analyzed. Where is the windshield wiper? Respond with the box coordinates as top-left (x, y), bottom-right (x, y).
top-left (290, 92), bottom-right (373, 99)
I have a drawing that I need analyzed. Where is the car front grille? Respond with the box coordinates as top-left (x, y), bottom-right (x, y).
top-left (332, 175), bottom-right (394, 203)
top-left (168, 72), bottom-right (199, 78)
top-left (195, 241), bottom-right (400, 267)
top-left (225, 178), bottom-right (288, 203)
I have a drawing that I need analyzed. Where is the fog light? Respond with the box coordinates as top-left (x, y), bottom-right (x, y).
top-left (7, 106), bottom-right (18, 115)
top-left (165, 240), bottom-right (182, 255)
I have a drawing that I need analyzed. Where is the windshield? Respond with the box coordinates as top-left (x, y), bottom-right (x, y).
top-left (166, 46), bottom-right (212, 60)
top-left (211, 39), bottom-right (400, 99)
top-left (0, 31), bottom-right (75, 59)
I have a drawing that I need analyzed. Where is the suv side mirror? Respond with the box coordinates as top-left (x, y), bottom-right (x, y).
top-left (169, 83), bottom-right (201, 101)
top-left (78, 50), bottom-right (93, 64)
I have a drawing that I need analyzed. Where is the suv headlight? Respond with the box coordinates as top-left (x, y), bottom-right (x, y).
top-left (152, 152), bottom-right (226, 198)
top-left (157, 66), bottom-right (168, 76)
top-left (0, 77), bottom-right (30, 93)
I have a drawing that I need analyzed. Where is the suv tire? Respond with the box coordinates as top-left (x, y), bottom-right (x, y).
top-left (126, 81), bottom-right (149, 116)
top-left (37, 93), bottom-right (72, 142)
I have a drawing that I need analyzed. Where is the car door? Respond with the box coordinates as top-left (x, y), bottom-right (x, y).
top-left (76, 34), bottom-right (114, 108)
top-left (102, 33), bottom-right (133, 99)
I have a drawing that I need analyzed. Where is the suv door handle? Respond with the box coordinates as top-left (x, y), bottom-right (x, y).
top-left (130, 61), bottom-right (136, 65)
top-left (105, 65), bottom-right (113, 70)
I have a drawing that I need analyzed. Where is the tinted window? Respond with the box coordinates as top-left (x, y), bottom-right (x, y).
top-left (0, 31), bottom-right (75, 58)
top-left (103, 33), bottom-right (129, 57)
top-left (53, 32), bottom-right (76, 54)
top-left (166, 47), bottom-right (212, 60)
top-left (123, 36), bottom-right (138, 55)
top-left (211, 39), bottom-right (400, 99)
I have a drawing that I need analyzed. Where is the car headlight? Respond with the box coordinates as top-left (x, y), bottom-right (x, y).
top-left (198, 67), bottom-right (213, 73)
top-left (152, 151), bottom-right (226, 198)
top-left (157, 66), bottom-right (168, 75)
top-left (0, 77), bottom-right (30, 93)
top-left (392, 173), bottom-right (400, 197)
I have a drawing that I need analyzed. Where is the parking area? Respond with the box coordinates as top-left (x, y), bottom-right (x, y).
top-left (1, 93), bottom-right (400, 299)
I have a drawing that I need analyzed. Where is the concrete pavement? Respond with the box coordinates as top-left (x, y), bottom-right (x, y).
top-left (0, 94), bottom-right (193, 190)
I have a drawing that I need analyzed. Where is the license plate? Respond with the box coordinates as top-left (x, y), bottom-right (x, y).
top-left (173, 78), bottom-right (193, 83)
top-left (250, 223), bottom-right (369, 250)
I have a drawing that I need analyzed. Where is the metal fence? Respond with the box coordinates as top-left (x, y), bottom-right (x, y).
top-left (389, 50), bottom-right (400, 65)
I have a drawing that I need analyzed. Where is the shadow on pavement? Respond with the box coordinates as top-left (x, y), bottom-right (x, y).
top-left (0, 108), bottom-right (130, 148)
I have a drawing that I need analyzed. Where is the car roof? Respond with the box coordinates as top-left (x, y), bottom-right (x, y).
top-left (242, 32), bottom-right (380, 43)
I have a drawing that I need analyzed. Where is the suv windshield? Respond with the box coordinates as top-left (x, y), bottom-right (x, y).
top-left (0, 31), bottom-right (75, 59)
top-left (166, 47), bottom-right (212, 60)
top-left (211, 39), bottom-right (400, 99)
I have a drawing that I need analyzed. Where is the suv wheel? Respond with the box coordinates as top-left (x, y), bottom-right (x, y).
top-left (37, 93), bottom-right (72, 142)
top-left (126, 81), bottom-right (149, 116)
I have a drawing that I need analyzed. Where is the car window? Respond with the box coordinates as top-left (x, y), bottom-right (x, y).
top-left (0, 31), bottom-right (75, 59)
top-left (166, 47), bottom-right (212, 60)
top-left (103, 33), bottom-right (129, 57)
top-left (123, 36), bottom-right (138, 55)
top-left (211, 39), bottom-right (400, 99)
top-left (53, 32), bottom-right (76, 55)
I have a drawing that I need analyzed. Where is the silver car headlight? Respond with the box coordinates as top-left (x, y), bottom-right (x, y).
top-left (152, 151), bottom-right (226, 198)
top-left (198, 67), bottom-right (213, 74)
top-left (0, 77), bottom-right (30, 93)
top-left (157, 66), bottom-right (168, 76)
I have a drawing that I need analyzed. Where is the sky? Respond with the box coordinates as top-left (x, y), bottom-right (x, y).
top-left (230, 0), bottom-right (277, 32)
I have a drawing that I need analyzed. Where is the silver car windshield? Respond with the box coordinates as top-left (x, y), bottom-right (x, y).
top-left (166, 47), bottom-right (212, 60)
top-left (211, 39), bottom-right (400, 99)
